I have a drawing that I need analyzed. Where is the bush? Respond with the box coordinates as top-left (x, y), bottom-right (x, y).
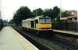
top-left (0, 19), bottom-right (3, 30)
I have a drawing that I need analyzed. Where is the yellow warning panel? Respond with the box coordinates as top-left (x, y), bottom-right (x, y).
top-left (36, 23), bottom-right (52, 29)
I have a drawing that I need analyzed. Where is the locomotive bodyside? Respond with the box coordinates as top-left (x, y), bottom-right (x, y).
top-left (22, 16), bottom-right (52, 37)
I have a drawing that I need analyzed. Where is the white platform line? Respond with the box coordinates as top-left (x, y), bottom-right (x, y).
top-left (53, 29), bottom-right (78, 36)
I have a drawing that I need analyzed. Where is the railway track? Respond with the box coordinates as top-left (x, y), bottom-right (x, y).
top-left (23, 31), bottom-right (78, 50)
top-left (13, 26), bottom-right (51, 50)
top-left (13, 26), bottom-right (78, 50)
top-left (48, 34), bottom-right (78, 50)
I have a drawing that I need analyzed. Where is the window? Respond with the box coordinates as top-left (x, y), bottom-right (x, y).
top-left (39, 18), bottom-right (51, 23)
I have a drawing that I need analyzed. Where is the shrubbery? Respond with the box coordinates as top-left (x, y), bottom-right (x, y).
top-left (0, 19), bottom-right (3, 30)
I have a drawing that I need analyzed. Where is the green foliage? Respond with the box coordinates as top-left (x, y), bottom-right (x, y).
top-left (13, 6), bottom-right (32, 26)
top-left (52, 6), bottom-right (60, 19)
top-left (9, 19), bottom-right (14, 24)
top-left (12, 6), bottom-right (71, 26)
top-left (14, 6), bottom-right (32, 20)
top-left (43, 9), bottom-right (52, 17)
top-left (43, 6), bottom-right (60, 20)
top-left (0, 19), bottom-right (3, 30)
top-left (61, 11), bottom-right (72, 17)
top-left (32, 8), bottom-right (43, 17)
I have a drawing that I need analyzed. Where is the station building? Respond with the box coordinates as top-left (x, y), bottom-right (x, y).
top-left (60, 10), bottom-right (78, 22)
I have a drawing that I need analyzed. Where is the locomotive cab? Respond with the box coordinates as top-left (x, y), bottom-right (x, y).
top-left (35, 16), bottom-right (52, 31)
top-left (34, 16), bottom-right (52, 37)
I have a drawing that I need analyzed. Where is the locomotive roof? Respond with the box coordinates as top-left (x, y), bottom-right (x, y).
top-left (23, 18), bottom-right (35, 22)
top-left (35, 16), bottom-right (51, 19)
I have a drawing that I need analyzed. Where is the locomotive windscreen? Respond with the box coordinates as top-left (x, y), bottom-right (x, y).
top-left (39, 18), bottom-right (51, 23)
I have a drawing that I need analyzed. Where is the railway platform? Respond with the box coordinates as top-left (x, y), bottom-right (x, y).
top-left (53, 29), bottom-right (78, 36)
top-left (0, 26), bottom-right (39, 50)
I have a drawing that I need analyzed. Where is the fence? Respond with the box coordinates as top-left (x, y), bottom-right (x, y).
top-left (54, 20), bottom-right (78, 32)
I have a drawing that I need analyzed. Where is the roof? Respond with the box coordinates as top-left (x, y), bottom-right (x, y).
top-left (23, 18), bottom-right (35, 22)
top-left (60, 16), bottom-right (77, 20)
top-left (35, 16), bottom-right (43, 19)
top-left (35, 15), bottom-right (50, 19)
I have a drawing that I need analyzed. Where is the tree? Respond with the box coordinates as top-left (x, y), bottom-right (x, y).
top-left (0, 19), bottom-right (3, 30)
top-left (3, 20), bottom-right (8, 26)
top-left (43, 6), bottom-right (60, 20)
top-left (13, 6), bottom-right (32, 26)
top-left (9, 19), bottom-right (15, 26)
top-left (52, 6), bottom-right (60, 19)
top-left (32, 8), bottom-right (43, 17)
top-left (61, 11), bottom-right (72, 17)
top-left (43, 9), bottom-right (53, 17)
top-left (52, 6), bottom-right (60, 22)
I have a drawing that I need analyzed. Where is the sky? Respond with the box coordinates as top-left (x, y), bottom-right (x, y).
top-left (1, 0), bottom-right (78, 21)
